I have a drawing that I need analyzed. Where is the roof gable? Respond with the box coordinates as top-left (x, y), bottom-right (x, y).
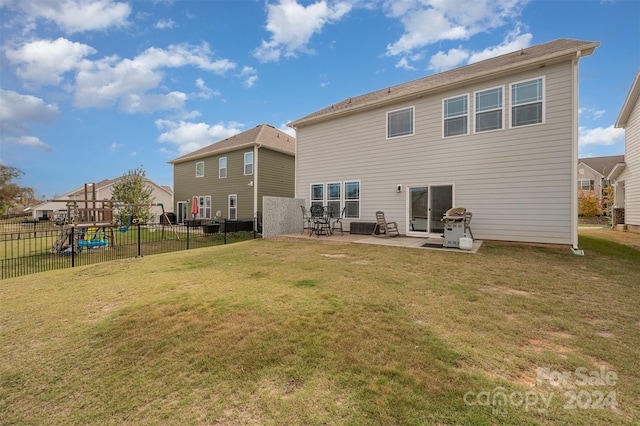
top-left (615, 69), bottom-right (640, 128)
top-left (289, 38), bottom-right (599, 127)
top-left (579, 155), bottom-right (625, 177)
top-left (168, 124), bottom-right (296, 164)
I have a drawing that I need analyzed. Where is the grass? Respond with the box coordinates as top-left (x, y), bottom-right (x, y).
top-left (1, 230), bottom-right (639, 424)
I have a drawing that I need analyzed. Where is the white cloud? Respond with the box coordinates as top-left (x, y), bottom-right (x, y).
top-left (15, 0), bottom-right (131, 34)
top-left (579, 125), bottom-right (624, 147)
top-left (155, 120), bottom-right (244, 155)
top-left (155, 19), bottom-right (176, 30)
top-left (395, 57), bottom-right (417, 71)
top-left (384, 0), bottom-right (528, 57)
top-left (579, 107), bottom-right (607, 121)
top-left (428, 47), bottom-right (469, 72)
top-left (253, 0), bottom-right (352, 62)
top-left (194, 78), bottom-right (221, 99)
top-left (0, 90), bottom-right (57, 151)
top-left (239, 66), bottom-right (258, 88)
top-left (5, 37), bottom-right (96, 86)
top-left (468, 31), bottom-right (532, 63)
top-left (74, 43), bottom-right (236, 112)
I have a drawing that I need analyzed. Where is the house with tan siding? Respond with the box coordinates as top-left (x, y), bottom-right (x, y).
top-left (613, 70), bottom-right (640, 231)
top-left (288, 39), bottom-right (599, 247)
top-left (30, 178), bottom-right (173, 223)
top-left (168, 124), bottom-right (295, 226)
top-left (578, 155), bottom-right (624, 205)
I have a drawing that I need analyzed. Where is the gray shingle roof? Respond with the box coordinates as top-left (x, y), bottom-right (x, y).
top-left (579, 155), bottom-right (625, 177)
top-left (289, 38), bottom-right (599, 128)
top-left (168, 124), bottom-right (296, 164)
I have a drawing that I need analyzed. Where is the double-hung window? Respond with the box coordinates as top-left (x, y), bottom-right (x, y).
top-left (327, 182), bottom-right (341, 217)
top-left (344, 181), bottom-right (360, 219)
top-left (219, 157), bottom-right (227, 178)
top-left (578, 179), bottom-right (594, 191)
top-left (310, 184), bottom-right (324, 208)
top-left (195, 161), bottom-right (204, 178)
top-left (443, 95), bottom-right (468, 137)
top-left (228, 194), bottom-right (237, 220)
top-left (387, 107), bottom-right (414, 138)
top-left (475, 87), bottom-right (503, 132)
top-left (511, 77), bottom-right (544, 127)
top-left (244, 152), bottom-right (253, 175)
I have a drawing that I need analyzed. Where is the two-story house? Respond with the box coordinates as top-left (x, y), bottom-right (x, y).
top-left (288, 39), bottom-right (599, 248)
top-left (612, 69), bottom-right (640, 231)
top-left (168, 124), bottom-right (295, 226)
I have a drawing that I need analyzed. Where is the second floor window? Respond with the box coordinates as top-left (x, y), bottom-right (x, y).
top-left (244, 152), bottom-right (253, 175)
top-left (511, 77), bottom-right (544, 127)
top-left (219, 157), bottom-right (227, 178)
top-left (195, 161), bottom-right (204, 178)
top-left (443, 95), bottom-right (468, 137)
top-left (475, 87), bottom-right (503, 132)
top-left (387, 107), bottom-right (414, 138)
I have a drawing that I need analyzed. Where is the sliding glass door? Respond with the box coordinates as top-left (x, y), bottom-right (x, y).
top-left (407, 184), bottom-right (453, 236)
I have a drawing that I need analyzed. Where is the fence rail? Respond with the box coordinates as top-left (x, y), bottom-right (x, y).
top-left (1, 219), bottom-right (258, 280)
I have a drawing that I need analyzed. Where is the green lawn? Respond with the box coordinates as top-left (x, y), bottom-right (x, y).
top-left (1, 231), bottom-right (639, 425)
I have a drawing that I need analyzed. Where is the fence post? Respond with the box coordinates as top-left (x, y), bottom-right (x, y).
top-left (137, 222), bottom-right (142, 257)
top-left (224, 219), bottom-right (227, 244)
top-left (71, 227), bottom-right (75, 268)
top-left (186, 221), bottom-right (190, 249)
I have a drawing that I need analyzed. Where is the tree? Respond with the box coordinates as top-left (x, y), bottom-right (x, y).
top-left (0, 165), bottom-right (35, 215)
top-left (578, 188), bottom-right (602, 217)
top-left (111, 167), bottom-right (155, 224)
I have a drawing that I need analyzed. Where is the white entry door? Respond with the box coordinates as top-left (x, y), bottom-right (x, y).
top-left (406, 184), bottom-right (453, 236)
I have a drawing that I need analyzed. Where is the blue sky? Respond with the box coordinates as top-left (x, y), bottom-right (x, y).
top-left (1, 0), bottom-right (638, 199)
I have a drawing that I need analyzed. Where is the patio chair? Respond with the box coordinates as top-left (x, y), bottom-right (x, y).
top-left (300, 205), bottom-right (313, 234)
top-left (310, 205), bottom-right (331, 236)
top-left (373, 211), bottom-right (399, 237)
top-left (331, 207), bottom-right (346, 236)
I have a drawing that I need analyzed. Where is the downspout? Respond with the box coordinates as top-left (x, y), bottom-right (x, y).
top-left (253, 144), bottom-right (260, 221)
top-left (571, 51), bottom-right (584, 254)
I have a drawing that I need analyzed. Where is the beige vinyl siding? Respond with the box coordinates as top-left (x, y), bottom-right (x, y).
top-left (623, 93), bottom-right (640, 226)
top-left (296, 62), bottom-right (575, 244)
top-left (256, 149), bottom-right (295, 214)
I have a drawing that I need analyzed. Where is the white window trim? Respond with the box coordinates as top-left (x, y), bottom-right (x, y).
top-left (442, 94), bottom-right (469, 138)
top-left (473, 85), bottom-right (505, 134)
top-left (244, 152), bottom-right (254, 176)
top-left (228, 194), bottom-right (237, 220)
top-left (343, 180), bottom-right (361, 220)
top-left (219, 157), bottom-right (227, 179)
top-left (195, 161), bottom-right (204, 178)
top-left (509, 75), bottom-right (546, 128)
top-left (386, 106), bottom-right (415, 139)
top-left (310, 183), bottom-right (324, 208)
top-left (326, 181), bottom-right (342, 216)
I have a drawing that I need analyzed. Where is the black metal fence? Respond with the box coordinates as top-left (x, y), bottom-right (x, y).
top-left (1, 219), bottom-right (259, 280)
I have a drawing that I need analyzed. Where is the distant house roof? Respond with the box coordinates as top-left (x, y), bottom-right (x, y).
top-left (168, 124), bottom-right (296, 165)
top-left (289, 38), bottom-right (599, 128)
top-left (62, 177), bottom-right (172, 198)
top-left (616, 69), bottom-right (640, 128)
top-left (579, 155), bottom-right (625, 177)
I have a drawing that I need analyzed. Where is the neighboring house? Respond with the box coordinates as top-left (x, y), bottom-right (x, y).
top-left (613, 69), bottom-right (640, 231)
top-left (168, 124), bottom-right (295, 225)
top-left (289, 39), bottom-right (599, 247)
top-left (577, 155), bottom-right (624, 200)
top-left (31, 178), bottom-right (173, 222)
